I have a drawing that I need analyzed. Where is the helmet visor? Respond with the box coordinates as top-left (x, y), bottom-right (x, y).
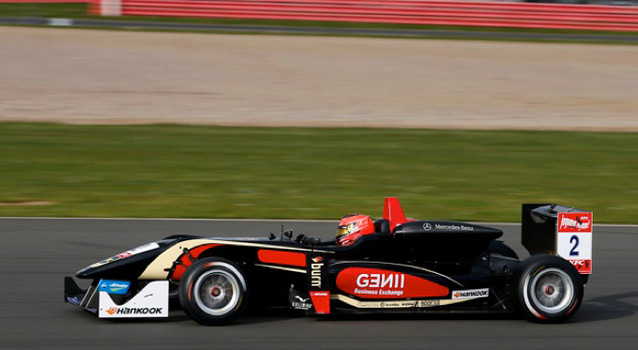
top-left (336, 225), bottom-right (349, 238)
top-left (337, 223), bottom-right (356, 239)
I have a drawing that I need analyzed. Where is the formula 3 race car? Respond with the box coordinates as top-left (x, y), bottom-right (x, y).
top-left (64, 198), bottom-right (593, 324)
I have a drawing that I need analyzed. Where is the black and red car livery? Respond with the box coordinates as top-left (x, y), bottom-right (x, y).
top-left (65, 198), bottom-right (592, 324)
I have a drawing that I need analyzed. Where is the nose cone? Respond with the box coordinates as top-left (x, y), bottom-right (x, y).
top-left (75, 253), bottom-right (161, 280)
top-left (76, 265), bottom-right (96, 279)
top-left (73, 236), bottom-right (193, 280)
top-left (74, 242), bottom-right (168, 280)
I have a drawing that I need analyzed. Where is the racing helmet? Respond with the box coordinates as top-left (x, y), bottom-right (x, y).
top-left (336, 214), bottom-right (375, 246)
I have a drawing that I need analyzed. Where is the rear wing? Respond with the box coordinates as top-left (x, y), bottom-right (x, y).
top-left (522, 204), bottom-right (593, 276)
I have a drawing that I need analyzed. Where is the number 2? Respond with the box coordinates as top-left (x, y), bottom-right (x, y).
top-left (570, 235), bottom-right (580, 256)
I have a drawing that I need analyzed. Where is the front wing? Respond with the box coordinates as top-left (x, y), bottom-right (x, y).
top-left (65, 277), bottom-right (169, 318)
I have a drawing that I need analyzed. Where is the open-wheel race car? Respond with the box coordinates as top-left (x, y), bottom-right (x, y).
top-left (65, 198), bottom-right (593, 324)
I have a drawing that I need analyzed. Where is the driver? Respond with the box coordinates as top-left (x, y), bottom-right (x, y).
top-left (336, 214), bottom-right (375, 246)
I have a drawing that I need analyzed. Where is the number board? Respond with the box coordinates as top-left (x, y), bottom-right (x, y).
top-left (557, 212), bottom-right (592, 274)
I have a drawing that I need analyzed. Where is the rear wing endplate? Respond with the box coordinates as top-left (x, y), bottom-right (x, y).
top-left (522, 204), bottom-right (593, 275)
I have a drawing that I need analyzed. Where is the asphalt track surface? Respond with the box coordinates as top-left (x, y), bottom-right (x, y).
top-left (1, 218), bottom-right (637, 349)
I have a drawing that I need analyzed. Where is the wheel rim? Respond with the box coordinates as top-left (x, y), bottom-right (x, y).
top-left (529, 268), bottom-right (574, 314)
top-left (193, 270), bottom-right (240, 316)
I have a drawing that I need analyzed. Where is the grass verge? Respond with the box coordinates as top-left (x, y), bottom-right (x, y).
top-left (1, 123), bottom-right (637, 223)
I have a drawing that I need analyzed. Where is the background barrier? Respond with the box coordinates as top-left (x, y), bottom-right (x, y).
top-left (0, 0), bottom-right (87, 2)
top-left (2, 0), bottom-right (638, 31)
top-left (100, 0), bottom-right (638, 31)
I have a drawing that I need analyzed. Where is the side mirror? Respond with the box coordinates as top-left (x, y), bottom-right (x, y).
top-left (284, 229), bottom-right (293, 240)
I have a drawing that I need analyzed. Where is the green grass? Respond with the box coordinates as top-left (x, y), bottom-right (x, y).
top-left (2, 3), bottom-right (638, 41)
top-left (0, 3), bottom-right (84, 18)
top-left (1, 123), bottom-right (637, 223)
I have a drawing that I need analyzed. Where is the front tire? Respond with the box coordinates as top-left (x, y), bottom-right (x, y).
top-left (178, 258), bottom-right (248, 325)
top-left (513, 254), bottom-right (583, 323)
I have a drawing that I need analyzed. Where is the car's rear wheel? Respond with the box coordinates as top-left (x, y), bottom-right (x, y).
top-left (178, 257), bottom-right (248, 325)
top-left (513, 254), bottom-right (583, 323)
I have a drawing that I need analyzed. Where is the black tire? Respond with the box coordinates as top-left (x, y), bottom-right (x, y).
top-left (513, 254), bottom-right (584, 323)
top-left (178, 257), bottom-right (248, 325)
top-left (488, 240), bottom-right (519, 259)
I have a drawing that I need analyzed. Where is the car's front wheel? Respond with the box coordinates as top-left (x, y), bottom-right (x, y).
top-left (513, 254), bottom-right (583, 323)
top-left (178, 257), bottom-right (248, 325)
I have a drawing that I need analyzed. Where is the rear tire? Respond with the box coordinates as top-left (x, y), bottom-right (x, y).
top-left (178, 257), bottom-right (248, 325)
top-left (513, 254), bottom-right (583, 323)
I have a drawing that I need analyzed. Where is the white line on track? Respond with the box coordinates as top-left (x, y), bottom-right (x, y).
top-left (0, 217), bottom-right (635, 227)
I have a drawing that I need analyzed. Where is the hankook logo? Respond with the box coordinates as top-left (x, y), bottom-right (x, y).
top-left (451, 288), bottom-right (489, 300)
top-left (104, 307), bottom-right (164, 315)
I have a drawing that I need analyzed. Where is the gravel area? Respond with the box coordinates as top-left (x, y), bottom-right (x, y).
top-left (2, 27), bottom-right (637, 131)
